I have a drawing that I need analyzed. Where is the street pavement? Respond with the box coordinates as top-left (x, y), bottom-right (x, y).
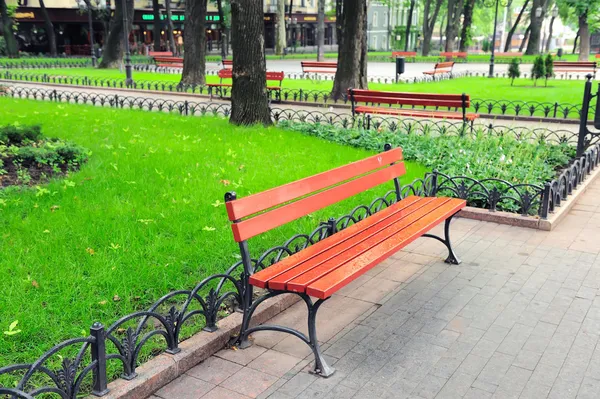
top-left (151, 177), bottom-right (600, 399)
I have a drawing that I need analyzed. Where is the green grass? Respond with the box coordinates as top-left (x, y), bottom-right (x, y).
top-left (0, 97), bottom-right (427, 367)
top-left (4, 67), bottom-right (587, 105)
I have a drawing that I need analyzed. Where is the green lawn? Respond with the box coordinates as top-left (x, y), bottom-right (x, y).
top-left (0, 97), bottom-right (427, 367)
top-left (3, 67), bottom-right (587, 105)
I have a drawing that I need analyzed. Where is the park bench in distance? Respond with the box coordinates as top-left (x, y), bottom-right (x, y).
top-left (391, 51), bottom-right (417, 61)
top-left (423, 61), bottom-right (455, 76)
top-left (206, 69), bottom-right (285, 101)
top-left (224, 146), bottom-right (466, 377)
top-left (553, 61), bottom-right (597, 78)
top-left (153, 56), bottom-right (183, 68)
top-left (440, 51), bottom-right (468, 61)
top-left (348, 88), bottom-right (478, 125)
top-left (494, 52), bottom-right (523, 58)
top-left (222, 60), bottom-right (233, 69)
top-left (149, 51), bottom-right (173, 57)
top-left (301, 61), bottom-right (338, 74)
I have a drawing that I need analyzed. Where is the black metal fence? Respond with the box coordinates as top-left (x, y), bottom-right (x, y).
top-left (1, 70), bottom-right (595, 121)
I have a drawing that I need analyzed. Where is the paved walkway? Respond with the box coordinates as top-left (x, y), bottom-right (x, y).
top-left (149, 177), bottom-right (600, 399)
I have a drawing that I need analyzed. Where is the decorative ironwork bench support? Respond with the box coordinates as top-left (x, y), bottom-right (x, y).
top-left (233, 290), bottom-right (335, 378)
top-left (422, 213), bottom-right (462, 265)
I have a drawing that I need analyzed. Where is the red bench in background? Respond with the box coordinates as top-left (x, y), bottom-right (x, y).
top-left (440, 52), bottom-right (468, 61)
top-left (149, 51), bottom-right (174, 57)
top-left (494, 52), bottom-right (523, 58)
top-left (225, 146), bottom-right (465, 377)
top-left (301, 61), bottom-right (338, 74)
top-left (207, 69), bottom-right (285, 101)
top-left (348, 88), bottom-right (478, 124)
top-left (222, 60), bottom-right (233, 69)
top-left (553, 61), bottom-right (597, 77)
top-left (392, 51), bottom-right (417, 61)
top-left (423, 61), bottom-right (455, 76)
top-left (153, 56), bottom-right (183, 68)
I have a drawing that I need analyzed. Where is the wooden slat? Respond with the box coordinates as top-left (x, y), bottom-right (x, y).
top-left (230, 162), bottom-right (406, 241)
top-left (354, 107), bottom-right (479, 121)
top-left (266, 72), bottom-right (285, 81)
top-left (350, 90), bottom-right (465, 101)
top-left (306, 198), bottom-right (466, 299)
top-left (226, 148), bottom-right (403, 221)
top-left (248, 196), bottom-right (423, 288)
top-left (218, 69), bottom-right (233, 79)
top-left (352, 96), bottom-right (464, 108)
top-left (285, 198), bottom-right (454, 294)
top-left (267, 198), bottom-right (436, 290)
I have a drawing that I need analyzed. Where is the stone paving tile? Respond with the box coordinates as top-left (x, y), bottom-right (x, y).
top-left (149, 183), bottom-right (600, 398)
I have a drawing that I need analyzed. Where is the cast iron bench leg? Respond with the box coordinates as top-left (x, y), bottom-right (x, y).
top-left (422, 212), bottom-right (461, 265)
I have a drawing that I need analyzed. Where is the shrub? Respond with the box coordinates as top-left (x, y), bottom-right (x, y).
top-left (482, 39), bottom-right (491, 53)
top-left (531, 55), bottom-right (546, 86)
top-left (544, 54), bottom-right (554, 86)
top-left (508, 58), bottom-right (521, 86)
top-left (0, 124), bottom-right (43, 145)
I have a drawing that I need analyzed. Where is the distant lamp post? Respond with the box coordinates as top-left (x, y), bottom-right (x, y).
top-left (121, 0), bottom-right (133, 86)
top-left (77, 0), bottom-right (98, 67)
top-left (483, 0), bottom-right (509, 78)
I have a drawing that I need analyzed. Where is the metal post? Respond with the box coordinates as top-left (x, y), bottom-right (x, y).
top-left (488, 0), bottom-right (499, 78)
top-left (90, 322), bottom-right (109, 396)
top-left (540, 182), bottom-right (551, 219)
top-left (577, 75), bottom-right (593, 157)
top-left (121, 0), bottom-right (134, 87)
top-left (87, 4), bottom-right (97, 67)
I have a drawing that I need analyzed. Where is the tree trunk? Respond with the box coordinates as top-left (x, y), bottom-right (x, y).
top-left (0, 0), bottom-right (18, 57)
top-left (445, 0), bottom-right (464, 52)
top-left (217, 0), bottom-right (227, 59)
top-left (504, 0), bottom-right (529, 52)
top-left (165, 0), bottom-right (176, 55)
top-left (459, 0), bottom-right (475, 52)
top-left (545, 15), bottom-right (555, 52)
top-left (317, 0), bottom-right (325, 60)
top-left (404, 0), bottom-right (416, 51)
top-left (331, 0), bottom-right (367, 100)
top-left (519, 24), bottom-right (530, 52)
top-left (229, 0), bottom-right (271, 125)
top-left (38, 0), bottom-right (57, 57)
top-left (422, 0), bottom-right (443, 56)
top-left (525, 0), bottom-right (545, 55)
top-left (572, 29), bottom-right (579, 54)
top-left (180, 0), bottom-right (207, 85)
top-left (153, 0), bottom-right (161, 50)
top-left (275, 0), bottom-right (286, 55)
top-left (336, 0), bottom-right (343, 49)
top-left (578, 11), bottom-right (589, 61)
top-left (439, 13), bottom-right (445, 49)
top-left (99, 0), bottom-right (133, 68)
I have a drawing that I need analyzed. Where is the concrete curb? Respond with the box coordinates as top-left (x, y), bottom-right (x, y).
top-left (92, 293), bottom-right (300, 399)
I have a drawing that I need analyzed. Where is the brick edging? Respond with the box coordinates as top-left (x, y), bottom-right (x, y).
top-left (90, 293), bottom-right (300, 399)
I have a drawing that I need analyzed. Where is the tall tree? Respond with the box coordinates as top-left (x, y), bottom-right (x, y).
top-left (336, 0), bottom-right (343, 49)
top-left (39, 0), bottom-right (57, 57)
top-left (525, 0), bottom-right (546, 54)
top-left (331, 0), bottom-right (367, 100)
top-left (215, 0), bottom-right (229, 59)
top-left (519, 24), bottom-right (530, 51)
top-left (317, 0), bottom-right (325, 60)
top-left (577, 9), bottom-right (589, 60)
top-left (99, 0), bottom-right (134, 67)
top-left (504, 0), bottom-right (530, 51)
top-left (404, 0), bottom-right (416, 51)
top-left (545, 7), bottom-right (556, 51)
top-left (180, 0), bottom-right (207, 84)
top-left (445, 0), bottom-right (463, 52)
top-left (0, 0), bottom-right (18, 57)
top-left (229, 0), bottom-right (271, 125)
top-left (422, 0), bottom-right (443, 55)
top-left (275, 0), bottom-right (286, 55)
top-left (559, 0), bottom-right (598, 60)
top-left (572, 28), bottom-right (579, 53)
top-left (153, 0), bottom-right (161, 50)
top-left (459, 0), bottom-right (476, 52)
top-left (165, 0), bottom-right (176, 54)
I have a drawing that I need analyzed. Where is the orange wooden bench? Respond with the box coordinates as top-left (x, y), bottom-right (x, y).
top-left (423, 61), bottom-right (455, 76)
top-left (348, 88), bottom-right (478, 124)
top-left (553, 61), bottom-right (597, 77)
top-left (149, 51), bottom-right (173, 57)
top-left (222, 59), bottom-right (233, 69)
top-left (153, 56), bottom-right (183, 68)
top-left (392, 51), bottom-right (417, 61)
top-left (301, 61), bottom-right (338, 74)
top-left (225, 146), bottom-right (465, 377)
top-left (596, 54), bottom-right (600, 59)
top-left (440, 51), bottom-right (468, 61)
top-left (206, 69), bottom-right (285, 101)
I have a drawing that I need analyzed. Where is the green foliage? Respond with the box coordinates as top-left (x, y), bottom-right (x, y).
top-left (482, 39), bottom-right (491, 53)
top-left (531, 55), bottom-right (546, 86)
top-left (0, 124), bottom-right (43, 145)
top-left (508, 58), bottom-right (521, 86)
top-left (545, 54), bottom-right (554, 81)
top-left (0, 37), bottom-right (6, 57)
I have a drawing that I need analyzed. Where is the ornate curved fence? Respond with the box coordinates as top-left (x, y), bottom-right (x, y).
top-left (0, 70), bottom-right (594, 120)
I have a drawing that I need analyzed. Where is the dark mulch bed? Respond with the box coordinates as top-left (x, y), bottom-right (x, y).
top-left (0, 156), bottom-right (74, 187)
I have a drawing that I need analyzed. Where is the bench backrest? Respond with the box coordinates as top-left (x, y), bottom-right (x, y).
top-left (553, 61), bottom-right (596, 67)
top-left (434, 61), bottom-right (455, 70)
top-left (392, 51), bottom-right (417, 57)
top-left (348, 88), bottom-right (469, 108)
top-left (217, 69), bottom-right (284, 83)
top-left (149, 51), bottom-right (173, 57)
top-left (154, 56), bottom-right (183, 63)
top-left (223, 60), bottom-right (233, 69)
top-left (225, 147), bottom-right (405, 242)
top-left (301, 61), bottom-right (338, 68)
top-left (440, 52), bottom-right (467, 58)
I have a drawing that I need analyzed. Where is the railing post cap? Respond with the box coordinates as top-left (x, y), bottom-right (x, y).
top-left (225, 191), bottom-right (237, 202)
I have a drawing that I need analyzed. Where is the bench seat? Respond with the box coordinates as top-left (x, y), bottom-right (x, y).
top-left (157, 63), bottom-right (183, 68)
top-left (250, 196), bottom-right (465, 299)
top-left (353, 105), bottom-right (479, 121)
top-left (206, 83), bottom-right (282, 91)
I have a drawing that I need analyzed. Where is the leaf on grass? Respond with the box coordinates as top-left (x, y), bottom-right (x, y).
top-left (109, 243), bottom-right (121, 250)
top-left (202, 226), bottom-right (216, 232)
top-left (98, 300), bottom-right (108, 305)
top-left (4, 320), bottom-right (21, 336)
top-left (220, 179), bottom-right (230, 186)
top-left (113, 295), bottom-right (121, 302)
top-left (31, 280), bottom-right (39, 289)
top-left (86, 248), bottom-right (95, 256)
top-left (50, 205), bottom-right (60, 212)
top-left (137, 219), bottom-right (155, 225)
top-left (212, 200), bottom-right (223, 207)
